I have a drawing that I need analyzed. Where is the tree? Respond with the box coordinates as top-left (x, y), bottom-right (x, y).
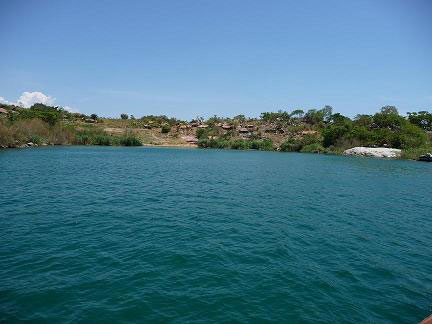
top-left (373, 108), bottom-right (405, 130)
top-left (329, 113), bottom-right (351, 125)
top-left (321, 105), bottom-right (333, 123)
top-left (161, 124), bottom-right (171, 133)
top-left (407, 111), bottom-right (432, 131)
top-left (233, 114), bottom-right (246, 121)
top-left (90, 114), bottom-right (98, 120)
top-left (354, 114), bottom-right (373, 127)
top-left (120, 113), bottom-right (129, 120)
top-left (290, 109), bottom-right (304, 118)
top-left (380, 105), bottom-right (398, 115)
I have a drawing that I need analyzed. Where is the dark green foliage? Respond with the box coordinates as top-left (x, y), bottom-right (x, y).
top-left (14, 104), bottom-right (61, 125)
top-left (119, 135), bottom-right (142, 146)
top-left (372, 109), bottom-right (406, 130)
top-left (280, 134), bottom-right (322, 152)
top-left (260, 110), bottom-right (291, 123)
top-left (121, 114), bottom-right (129, 120)
top-left (73, 128), bottom-right (141, 146)
top-left (161, 125), bottom-right (171, 133)
top-left (290, 109), bottom-right (304, 118)
top-left (91, 114), bottom-right (98, 120)
top-left (329, 113), bottom-right (351, 125)
top-left (28, 135), bottom-right (47, 145)
top-left (300, 143), bottom-right (325, 153)
top-left (233, 114), bottom-right (246, 121)
top-left (198, 138), bottom-right (274, 151)
top-left (407, 111), bottom-right (432, 131)
top-left (354, 114), bottom-right (373, 127)
top-left (322, 124), bottom-right (352, 147)
top-left (380, 105), bottom-right (398, 115)
top-left (304, 106), bottom-right (333, 125)
top-left (140, 115), bottom-right (180, 126)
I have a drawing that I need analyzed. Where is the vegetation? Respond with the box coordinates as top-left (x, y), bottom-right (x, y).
top-left (1, 101), bottom-right (431, 160)
top-left (161, 124), bottom-right (171, 133)
top-left (0, 103), bottom-right (142, 148)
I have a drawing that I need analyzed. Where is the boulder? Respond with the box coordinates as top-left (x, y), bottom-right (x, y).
top-left (343, 147), bottom-right (401, 159)
top-left (27, 142), bottom-right (34, 147)
top-left (418, 153), bottom-right (432, 162)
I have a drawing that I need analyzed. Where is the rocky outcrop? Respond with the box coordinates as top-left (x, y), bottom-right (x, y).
top-left (418, 153), bottom-right (432, 162)
top-left (343, 147), bottom-right (401, 159)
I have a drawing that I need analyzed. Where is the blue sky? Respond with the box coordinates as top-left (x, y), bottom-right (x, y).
top-left (1, 0), bottom-right (431, 119)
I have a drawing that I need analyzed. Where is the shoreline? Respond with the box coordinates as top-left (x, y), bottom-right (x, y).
top-left (2, 143), bottom-right (430, 162)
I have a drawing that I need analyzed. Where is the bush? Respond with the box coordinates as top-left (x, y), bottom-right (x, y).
top-left (300, 143), bottom-right (325, 153)
top-left (281, 135), bottom-right (322, 152)
top-left (0, 121), bottom-right (13, 147)
top-left (280, 139), bottom-right (303, 152)
top-left (161, 125), bottom-right (171, 134)
top-left (28, 135), bottom-right (47, 145)
top-left (119, 136), bottom-right (142, 146)
top-left (407, 111), bottom-right (432, 131)
top-left (322, 124), bottom-right (351, 147)
top-left (394, 123), bottom-right (427, 149)
top-left (93, 135), bottom-right (114, 146)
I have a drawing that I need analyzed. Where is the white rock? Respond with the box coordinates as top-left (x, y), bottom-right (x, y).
top-left (343, 147), bottom-right (401, 159)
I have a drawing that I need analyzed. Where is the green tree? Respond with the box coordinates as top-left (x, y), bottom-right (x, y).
top-left (407, 111), bottom-right (432, 131)
top-left (120, 113), bottom-right (129, 120)
top-left (380, 105), bottom-right (398, 115)
top-left (161, 124), bottom-right (171, 133)
top-left (290, 109), bottom-right (304, 118)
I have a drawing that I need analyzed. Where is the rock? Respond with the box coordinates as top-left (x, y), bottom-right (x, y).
top-left (418, 153), bottom-right (432, 162)
top-left (343, 147), bottom-right (401, 159)
top-left (27, 142), bottom-right (34, 147)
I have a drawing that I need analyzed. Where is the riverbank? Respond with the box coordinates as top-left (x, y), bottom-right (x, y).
top-left (4, 141), bottom-right (432, 163)
top-left (1, 103), bottom-right (432, 161)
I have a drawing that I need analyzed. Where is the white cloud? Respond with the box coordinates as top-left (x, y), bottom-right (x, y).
top-left (16, 91), bottom-right (56, 108)
top-left (0, 96), bottom-right (11, 104)
top-left (0, 91), bottom-right (79, 112)
top-left (64, 105), bottom-right (79, 113)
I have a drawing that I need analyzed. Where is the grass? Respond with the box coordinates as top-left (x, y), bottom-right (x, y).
top-left (0, 118), bottom-right (142, 148)
top-left (401, 145), bottom-right (432, 160)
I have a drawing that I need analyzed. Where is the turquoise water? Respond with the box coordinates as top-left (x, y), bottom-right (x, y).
top-left (1, 146), bottom-right (431, 323)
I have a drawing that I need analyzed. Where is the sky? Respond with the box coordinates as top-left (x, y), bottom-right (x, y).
top-left (0, 0), bottom-right (431, 120)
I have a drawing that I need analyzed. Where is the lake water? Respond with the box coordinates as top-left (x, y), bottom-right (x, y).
top-left (1, 146), bottom-right (431, 323)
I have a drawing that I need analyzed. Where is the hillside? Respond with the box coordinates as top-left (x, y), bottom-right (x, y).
top-left (1, 103), bottom-right (431, 160)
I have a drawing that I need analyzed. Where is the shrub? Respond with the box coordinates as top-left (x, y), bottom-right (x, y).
top-left (281, 135), bottom-right (321, 152)
top-left (161, 125), bottom-right (171, 133)
top-left (322, 124), bottom-right (351, 147)
top-left (407, 111), bottom-right (432, 131)
top-left (230, 140), bottom-right (250, 150)
top-left (0, 121), bottom-right (13, 147)
top-left (119, 136), bottom-right (142, 146)
top-left (93, 135), bottom-right (114, 146)
top-left (300, 143), bottom-right (325, 153)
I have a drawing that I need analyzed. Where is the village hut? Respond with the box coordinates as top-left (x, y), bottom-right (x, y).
top-left (182, 135), bottom-right (198, 144)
